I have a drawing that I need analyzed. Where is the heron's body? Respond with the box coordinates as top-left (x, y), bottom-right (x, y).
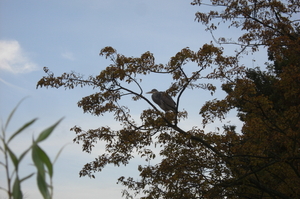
top-left (146, 89), bottom-right (176, 112)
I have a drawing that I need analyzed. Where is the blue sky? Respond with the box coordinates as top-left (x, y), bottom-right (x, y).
top-left (0, 0), bottom-right (267, 198)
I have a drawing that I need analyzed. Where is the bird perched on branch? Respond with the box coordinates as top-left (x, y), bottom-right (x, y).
top-left (146, 89), bottom-right (177, 112)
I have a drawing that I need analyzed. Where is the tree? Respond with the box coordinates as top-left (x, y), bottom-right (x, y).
top-left (37, 0), bottom-right (300, 198)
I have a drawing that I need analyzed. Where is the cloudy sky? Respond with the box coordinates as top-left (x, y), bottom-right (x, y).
top-left (0, 0), bottom-right (267, 198)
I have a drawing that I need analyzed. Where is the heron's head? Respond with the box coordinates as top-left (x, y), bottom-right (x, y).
top-left (146, 89), bottom-right (158, 94)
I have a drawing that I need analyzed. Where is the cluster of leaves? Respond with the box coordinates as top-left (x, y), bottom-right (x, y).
top-left (195, 0), bottom-right (300, 198)
top-left (37, 43), bottom-right (240, 174)
top-left (37, 0), bottom-right (300, 198)
top-left (0, 101), bottom-right (62, 199)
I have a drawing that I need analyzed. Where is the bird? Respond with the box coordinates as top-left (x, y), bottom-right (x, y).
top-left (146, 89), bottom-right (177, 112)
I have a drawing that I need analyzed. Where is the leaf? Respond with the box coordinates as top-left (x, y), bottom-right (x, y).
top-left (53, 143), bottom-right (68, 165)
top-left (6, 144), bottom-right (19, 169)
top-left (37, 172), bottom-right (51, 199)
top-left (35, 118), bottom-right (63, 143)
top-left (20, 173), bottom-right (35, 182)
top-left (12, 177), bottom-right (22, 199)
top-left (32, 144), bottom-right (46, 178)
top-left (7, 118), bottom-right (38, 144)
top-left (18, 146), bottom-right (32, 164)
top-left (3, 98), bottom-right (27, 132)
top-left (35, 144), bottom-right (53, 177)
top-left (32, 143), bottom-right (53, 179)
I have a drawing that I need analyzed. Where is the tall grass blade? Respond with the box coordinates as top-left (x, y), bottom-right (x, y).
top-left (35, 118), bottom-right (63, 143)
top-left (7, 118), bottom-right (37, 144)
top-left (4, 98), bottom-right (27, 131)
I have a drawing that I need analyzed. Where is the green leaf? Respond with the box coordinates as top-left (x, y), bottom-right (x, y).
top-left (20, 172), bottom-right (35, 183)
top-left (53, 143), bottom-right (68, 165)
top-left (32, 144), bottom-right (46, 178)
top-left (7, 118), bottom-right (38, 144)
top-left (35, 118), bottom-right (63, 143)
top-left (37, 172), bottom-right (51, 199)
top-left (18, 146), bottom-right (32, 163)
top-left (4, 98), bottom-right (27, 132)
top-left (6, 144), bottom-right (19, 169)
top-left (33, 144), bottom-right (53, 177)
top-left (12, 177), bottom-right (22, 199)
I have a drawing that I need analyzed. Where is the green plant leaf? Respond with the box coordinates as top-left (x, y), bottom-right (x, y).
top-left (2, 100), bottom-right (62, 199)
top-left (37, 172), bottom-right (51, 199)
top-left (12, 177), bottom-right (22, 199)
top-left (18, 146), bottom-right (32, 164)
top-left (53, 143), bottom-right (68, 165)
top-left (7, 118), bottom-right (37, 144)
top-left (20, 172), bottom-right (35, 182)
top-left (33, 144), bottom-right (53, 177)
top-left (6, 144), bottom-right (19, 169)
top-left (4, 98), bottom-right (27, 132)
top-left (35, 118), bottom-right (63, 143)
top-left (32, 144), bottom-right (46, 178)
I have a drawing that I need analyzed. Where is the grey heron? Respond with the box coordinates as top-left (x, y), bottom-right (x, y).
top-left (146, 89), bottom-right (177, 112)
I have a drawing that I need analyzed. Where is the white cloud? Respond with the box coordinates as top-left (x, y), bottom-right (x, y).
top-left (61, 51), bottom-right (75, 61)
top-left (0, 77), bottom-right (27, 92)
top-left (0, 40), bottom-right (38, 74)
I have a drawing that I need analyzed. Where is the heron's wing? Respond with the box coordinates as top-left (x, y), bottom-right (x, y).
top-left (162, 93), bottom-right (176, 105)
top-left (161, 92), bottom-right (176, 111)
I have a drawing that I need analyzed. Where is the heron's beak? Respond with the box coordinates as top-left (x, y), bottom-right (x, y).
top-left (146, 91), bottom-right (152, 94)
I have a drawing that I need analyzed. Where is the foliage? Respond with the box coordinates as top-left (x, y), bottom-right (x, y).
top-left (37, 0), bottom-right (300, 198)
top-left (0, 100), bottom-right (63, 199)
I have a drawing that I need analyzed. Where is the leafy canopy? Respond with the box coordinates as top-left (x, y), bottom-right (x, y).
top-left (37, 0), bottom-right (300, 198)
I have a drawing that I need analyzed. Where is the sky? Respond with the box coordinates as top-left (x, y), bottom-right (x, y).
top-left (0, 0), bottom-right (267, 198)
